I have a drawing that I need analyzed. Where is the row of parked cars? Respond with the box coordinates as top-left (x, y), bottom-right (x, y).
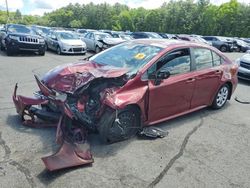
top-left (1, 24), bottom-right (250, 57)
top-left (0, 24), bottom-right (250, 81)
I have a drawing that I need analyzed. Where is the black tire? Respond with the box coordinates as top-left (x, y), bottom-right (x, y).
top-left (57, 46), bottom-right (61, 55)
top-left (235, 47), bottom-right (241, 52)
top-left (0, 42), bottom-right (4, 51)
top-left (6, 46), bottom-right (13, 56)
top-left (39, 49), bottom-right (45, 56)
top-left (95, 46), bottom-right (101, 54)
top-left (211, 84), bottom-right (230, 109)
top-left (220, 45), bottom-right (227, 52)
top-left (45, 43), bottom-right (48, 51)
top-left (98, 106), bottom-right (141, 143)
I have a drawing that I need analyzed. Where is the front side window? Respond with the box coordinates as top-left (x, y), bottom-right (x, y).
top-left (193, 48), bottom-right (213, 70)
top-left (146, 48), bottom-right (191, 78)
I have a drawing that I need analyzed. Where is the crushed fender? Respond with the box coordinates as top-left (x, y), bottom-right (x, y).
top-left (138, 127), bottom-right (168, 138)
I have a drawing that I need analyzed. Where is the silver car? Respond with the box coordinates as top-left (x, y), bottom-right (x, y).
top-left (83, 32), bottom-right (125, 53)
top-left (45, 30), bottom-right (87, 55)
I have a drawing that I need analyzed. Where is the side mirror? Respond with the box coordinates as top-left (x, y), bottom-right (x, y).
top-left (156, 71), bottom-right (170, 80)
top-left (149, 70), bottom-right (170, 86)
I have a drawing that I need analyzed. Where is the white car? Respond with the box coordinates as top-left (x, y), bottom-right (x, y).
top-left (45, 30), bottom-right (87, 55)
top-left (237, 53), bottom-right (250, 80)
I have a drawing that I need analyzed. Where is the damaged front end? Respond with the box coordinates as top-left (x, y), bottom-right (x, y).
top-left (12, 62), bottom-right (129, 171)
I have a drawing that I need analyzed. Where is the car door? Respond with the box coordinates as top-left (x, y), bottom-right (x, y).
top-left (47, 32), bottom-right (54, 50)
top-left (89, 33), bottom-right (96, 50)
top-left (50, 32), bottom-right (59, 51)
top-left (147, 48), bottom-right (196, 123)
top-left (84, 33), bottom-right (93, 51)
top-left (190, 47), bottom-right (222, 108)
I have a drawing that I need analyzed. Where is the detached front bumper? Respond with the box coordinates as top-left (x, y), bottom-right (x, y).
top-left (12, 83), bottom-right (94, 171)
top-left (13, 83), bottom-right (49, 121)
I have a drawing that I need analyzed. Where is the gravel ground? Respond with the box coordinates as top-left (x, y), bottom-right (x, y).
top-left (0, 50), bottom-right (249, 188)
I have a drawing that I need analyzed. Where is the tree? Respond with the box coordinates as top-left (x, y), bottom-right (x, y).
top-left (14, 9), bottom-right (22, 20)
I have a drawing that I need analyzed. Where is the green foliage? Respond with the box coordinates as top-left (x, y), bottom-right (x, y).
top-left (0, 0), bottom-right (249, 37)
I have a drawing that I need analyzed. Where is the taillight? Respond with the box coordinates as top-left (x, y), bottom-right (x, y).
top-left (230, 64), bottom-right (238, 76)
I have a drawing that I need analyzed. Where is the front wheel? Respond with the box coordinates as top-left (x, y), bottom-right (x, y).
top-left (0, 42), bottom-right (4, 51)
top-left (6, 46), bottom-right (13, 56)
top-left (95, 46), bottom-right (101, 53)
top-left (57, 46), bottom-right (62, 55)
top-left (98, 106), bottom-right (141, 143)
top-left (39, 49), bottom-right (45, 56)
top-left (211, 84), bottom-right (230, 109)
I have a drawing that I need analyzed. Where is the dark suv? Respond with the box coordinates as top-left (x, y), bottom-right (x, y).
top-left (0, 24), bottom-right (46, 56)
top-left (202, 36), bottom-right (236, 52)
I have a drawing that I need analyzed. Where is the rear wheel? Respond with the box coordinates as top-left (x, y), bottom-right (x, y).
top-left (220, 45), bottom-right (227, 52)
top-left (98, 106), bottom-right (141, 143)
top-left (211, 84), bottom-right (230, 109)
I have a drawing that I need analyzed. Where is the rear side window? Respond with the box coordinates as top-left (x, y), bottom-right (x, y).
top-left (193, 48), bottom-right (213, 70)
top-left (212, 51), bottom-right (221, 66)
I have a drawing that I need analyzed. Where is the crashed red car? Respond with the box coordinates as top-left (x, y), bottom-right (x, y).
top-left (13, 39), bottom-right (238, 170)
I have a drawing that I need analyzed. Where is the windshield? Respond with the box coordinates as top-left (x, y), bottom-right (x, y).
top-left (95, 33), bottom-right (112, 40)
top-left (7, 25), bottom-right (34, 34)
top-left (90, 42), bottom-right (163, 75)
top-left (57, 32), bottom-right (79, 40)
top-left (147, 32), bottom-right (162, 38)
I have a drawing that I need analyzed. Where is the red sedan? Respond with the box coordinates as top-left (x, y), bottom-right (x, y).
top-left (13, 39), bottom-right (238, 170)
top-left (13, 39), bottom-right (238, 141)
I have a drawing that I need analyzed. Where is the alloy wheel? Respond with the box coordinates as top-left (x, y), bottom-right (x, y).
top-left (216, 86), bottom-right (229, 107)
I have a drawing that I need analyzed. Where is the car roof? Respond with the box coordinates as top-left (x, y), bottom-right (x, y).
top-left (92, 31), bottom-right (110, 35)
top-left (130, 39), bottom-right (209, 49)
top-left (54, 30), bottom-right (73, 33)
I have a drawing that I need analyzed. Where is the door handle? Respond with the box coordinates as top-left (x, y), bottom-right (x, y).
top-left (186, 78), bottom-right (195, 83)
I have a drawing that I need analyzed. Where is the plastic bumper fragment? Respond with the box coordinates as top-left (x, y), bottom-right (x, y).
top-left (42, 141), bottom-right (93, 171)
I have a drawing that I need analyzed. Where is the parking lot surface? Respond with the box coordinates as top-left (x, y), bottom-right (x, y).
top-left (0, 51), bottom-right (249, 188)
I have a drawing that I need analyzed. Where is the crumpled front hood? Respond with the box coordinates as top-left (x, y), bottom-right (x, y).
top-left (103, 38), bottom-right (125, 45)
top-left (42, 61), bottom-right (128, 93)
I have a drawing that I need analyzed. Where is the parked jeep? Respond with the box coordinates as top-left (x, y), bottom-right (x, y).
top-left (0, 24), bottom-right (46, 56)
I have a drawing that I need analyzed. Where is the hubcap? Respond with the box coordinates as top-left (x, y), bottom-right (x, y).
top-left (216, 86), bottom-right (228, 107)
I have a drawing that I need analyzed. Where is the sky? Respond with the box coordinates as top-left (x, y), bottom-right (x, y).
top-left (0, 0), bottom-right (249, 16)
